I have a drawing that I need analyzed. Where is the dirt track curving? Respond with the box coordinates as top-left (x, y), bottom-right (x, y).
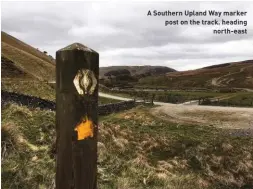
top-left (99, 92), bottom-right (253, 129)
top-left (152, 104), bottom-right (253, 129)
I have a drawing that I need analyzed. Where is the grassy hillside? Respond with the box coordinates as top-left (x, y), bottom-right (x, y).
top-left (1, 31), bottom-right (56, 100)
top-left (1, 56), bottom-right (56, 101)
top-left (201, 92), bottom-right (253, 107)
top-left (1, 79), bottom-right (56, 101)
top-left (1, 56), bottom-right (33, 79)
top-left (139, 60), bottom-right (253, 89)
top-left (2, 104), bottom-right (253, 189)
top-left (1, 32), bottom-right (121, 104)
top-left (1, 42), bottom-right (55, 81)
top-left (1, 31), bottom-right (55, 65)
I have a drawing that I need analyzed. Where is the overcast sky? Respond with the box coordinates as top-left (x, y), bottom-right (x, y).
top-left (1, 1), bottom-right (253, 71)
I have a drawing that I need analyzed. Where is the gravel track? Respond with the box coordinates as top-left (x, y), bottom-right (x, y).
top-left (152, 104), bottom-right (253, 130)
top-left (99, 92), bottom-right (253, 131)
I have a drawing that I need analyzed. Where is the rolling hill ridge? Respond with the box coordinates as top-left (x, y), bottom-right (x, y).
top-left (2, 31), bottom-right (253, 92)
top-left (99, 66), bottom-right (176, 79)
top-left (138, 60), bottom-right (253, 89)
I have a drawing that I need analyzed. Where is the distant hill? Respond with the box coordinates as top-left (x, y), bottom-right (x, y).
top-left (100, 66), bottom-right (176, 79)
top-left (2, 31), bottom-right (252, 93)
top-left (99, 66), bottom-right (176, 88)
top-left (139, 60), bottom-right (253, 89)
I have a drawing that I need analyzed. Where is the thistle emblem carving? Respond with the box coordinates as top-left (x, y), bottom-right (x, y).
top-left (73, 69), bottom-right (97, 95)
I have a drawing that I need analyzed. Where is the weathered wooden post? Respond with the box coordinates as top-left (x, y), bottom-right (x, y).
top-left (56, 43), bottom-right (99, 189)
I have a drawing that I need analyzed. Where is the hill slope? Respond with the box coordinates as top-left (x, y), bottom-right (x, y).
top-left (1, 31), bottom-right (55, 65)
top-left (2, 31), bottom-right (252, 92)
top-left (139, 60), bottom-right (253, 89)
top-left (1, 31), bottom-right (55, 81)
top-left (1, 31), bottom-right (55, 100)
top-left (1, 56), bottom-right (33, 79)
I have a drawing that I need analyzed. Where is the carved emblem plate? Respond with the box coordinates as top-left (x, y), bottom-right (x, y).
top-left (73, 69), bottom-right (97, 95)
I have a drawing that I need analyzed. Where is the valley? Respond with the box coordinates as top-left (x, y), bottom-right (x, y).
top-left (1, 31), bottom-right (253, 189)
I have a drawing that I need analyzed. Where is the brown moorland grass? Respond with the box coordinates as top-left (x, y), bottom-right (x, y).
top-left (2, 104), bottom-right (253, 189)
top-left (2, 42), bottom-right (55, 81)
top-left (139, 60), bottom-right (253, 89)
top-left (1, 31), bottom-right (55, 65)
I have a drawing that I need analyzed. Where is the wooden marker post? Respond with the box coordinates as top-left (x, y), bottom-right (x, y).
top-left (56, 43), bottom-right (99, 189)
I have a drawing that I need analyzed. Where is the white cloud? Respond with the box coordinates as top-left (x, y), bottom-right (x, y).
top-left (1, 1), bottom-right (253, 71)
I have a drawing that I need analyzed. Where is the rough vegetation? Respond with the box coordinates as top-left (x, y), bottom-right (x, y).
top-left (99, 106), bottom-right (253, 189)
top-left (1, 103), bottom-right (56, 189)
top-left (1, 31), bottom-right (253, 189)
top-left (2, 104), bottom-right (253, 189)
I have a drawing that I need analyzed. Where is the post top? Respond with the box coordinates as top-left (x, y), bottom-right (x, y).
top-left (58, 43), bottom-right (98, 53)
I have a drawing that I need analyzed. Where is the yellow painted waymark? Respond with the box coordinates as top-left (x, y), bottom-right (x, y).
top-left (74, 116), bottom-right (94, 140)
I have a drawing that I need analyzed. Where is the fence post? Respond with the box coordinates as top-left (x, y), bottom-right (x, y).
top-left (151, 94), bottom-right (155, 105)
top-left (56, 43), bottom-right (99, 189)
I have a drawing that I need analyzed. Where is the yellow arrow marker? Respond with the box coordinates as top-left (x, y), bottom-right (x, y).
top-left (74, 115), bottom-right (94, 140)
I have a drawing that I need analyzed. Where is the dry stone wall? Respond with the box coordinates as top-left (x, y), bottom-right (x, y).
top-left (1, 90), bottom-right (136, 115)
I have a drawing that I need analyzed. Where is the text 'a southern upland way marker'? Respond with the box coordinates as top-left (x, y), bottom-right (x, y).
top-left (56, 43), bottom-right (99, 189)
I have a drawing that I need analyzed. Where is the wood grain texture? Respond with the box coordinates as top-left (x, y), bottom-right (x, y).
top-left (56, 43), bottom-right (99, 189)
